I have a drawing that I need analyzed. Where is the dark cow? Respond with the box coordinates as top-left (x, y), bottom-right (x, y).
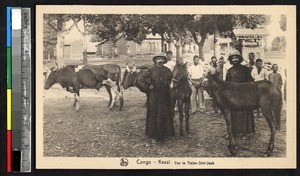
top-left (206, 74), bottom-right (282, 157)
top-left (44, 63), bottom-right (123, 111)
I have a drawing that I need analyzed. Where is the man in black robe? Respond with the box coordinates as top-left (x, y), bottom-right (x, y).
top-left (225, 50), bottom-right (255, 139)
top-left (138, 52), bottom-right (175, 141)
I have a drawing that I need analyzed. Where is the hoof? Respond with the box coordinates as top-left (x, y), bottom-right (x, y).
top-left (264, 150), bottom-right (272, 157)
top-left (74, 104), bottom-right (79, 111)
top-left (228, 145), bottom-right (239, 156)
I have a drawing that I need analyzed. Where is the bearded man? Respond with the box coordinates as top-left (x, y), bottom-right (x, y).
top-left (225, 50), bottom-right (255, 139)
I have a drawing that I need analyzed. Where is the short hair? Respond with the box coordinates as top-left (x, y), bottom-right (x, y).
top-left (272, 64), bottom-right (278, 68)
top-left (219, 56), bottom-right (224, 60)
top-left (166, 51), bottom-right (172, 55)
top-left (211, 56), bottom-right (217, 60)
top-left (249, 52), bottom-right (255, 56)
top-left (256, 58), bottom-right (263, 63)
top-left (193, 55), bottom-right (199, 60)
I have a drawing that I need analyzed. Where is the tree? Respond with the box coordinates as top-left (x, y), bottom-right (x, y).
top-left (43, 14), bottom-right (79, 65)
top-left (149, 15), bottom-right (194, 60)
top-left (271, 36), bottom-right (286, 52)
top-left (189, 14), bottom-right (270, 60)
top-left (279, 14), bottom-right (287, 32)
top-left (73, 14), bottom-right (89, 64)
top-left (87, 14), bottom-right (126, 58)
top-left (87, 14), bottom-right (150, 58)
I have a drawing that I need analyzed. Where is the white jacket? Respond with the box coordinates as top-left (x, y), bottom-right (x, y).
top-left (251, 66), bottom-right (268, 81)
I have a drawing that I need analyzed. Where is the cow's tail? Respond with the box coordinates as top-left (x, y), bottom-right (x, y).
top-left (274, 89), bottom-right (282, 131)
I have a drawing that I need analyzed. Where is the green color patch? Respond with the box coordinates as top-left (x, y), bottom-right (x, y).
top-left (7, 47), bottom-right (11, 88)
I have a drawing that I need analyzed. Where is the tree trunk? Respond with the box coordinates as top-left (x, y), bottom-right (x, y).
top-left (214, 28), bottom-right (221, 59)
top-left (82, 17), bottom-right (88, 65)
top-left (167, 42), bottom-right (171, 52)
top-left (56, 33), bottom-right (64, 66)
top-left (175, 37), bottom-right (182, 61)
top-left (161, 33), bottom-right (165, 52)
top-left (182, 44), bottom-right (186, 55)
top-left (198, 43), bottom-right (205, 61)
top-left (109, 37), bottom-right (113, 59)
top-left (175, 45), bottom-right (181, 61)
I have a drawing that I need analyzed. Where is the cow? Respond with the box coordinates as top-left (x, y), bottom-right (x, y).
top-left (44, 62), bottom-right (123, 111)
top-left (121, 62), bottom-right (152, 93)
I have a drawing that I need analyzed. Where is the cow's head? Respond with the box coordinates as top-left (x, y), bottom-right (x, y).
top-left (123, 64), bottom-right (141, 90)
top-left (44, 61), bottom-right (59, 90)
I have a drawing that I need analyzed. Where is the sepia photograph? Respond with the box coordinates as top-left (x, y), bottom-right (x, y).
top-left (36, 5), bottom-right (296, 169)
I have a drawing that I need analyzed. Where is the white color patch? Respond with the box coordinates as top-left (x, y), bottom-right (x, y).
top-left (75, 65), bottom-right (84, 72)
top-left (12, 8), bottom-right (22, 30)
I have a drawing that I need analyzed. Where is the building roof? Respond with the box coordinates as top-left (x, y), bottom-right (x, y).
top-left (233, 28), bottom-right (269, 37)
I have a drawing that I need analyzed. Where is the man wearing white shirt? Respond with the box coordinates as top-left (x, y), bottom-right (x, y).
top-left (164, 51), bottom-right (176, 72)
top-left (188, 55), bottom-right (206, 113)
top-left (251, 59), bottom-right (268, 81)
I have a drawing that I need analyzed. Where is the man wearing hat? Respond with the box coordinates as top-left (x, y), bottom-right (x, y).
top-left (225, 50), bottom-right (255, 139)
top-left (138, 52), bottom-right (175, 142)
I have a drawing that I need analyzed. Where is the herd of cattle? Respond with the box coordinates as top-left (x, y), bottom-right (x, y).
top-left (43, 61), bottom-right (282, 157)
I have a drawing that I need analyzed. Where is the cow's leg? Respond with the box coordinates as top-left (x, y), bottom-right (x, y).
top-left (185, 100), bottom-right (191, 138)
top-left (223, 109), bottom-right (238, 156)
top-left (105, 85), bottom-right (112, 107)
top-left (178, 99), bottom-right (184, 137)
top-left (74, 93), bottom-right (80, 111)
top-left (73, 83), bottom-right (80, 111)
top-left (118, 85), bottom-right (124, 111)
top-left (109, 89), bottom-right (117, 110)
top-left (171, 98), bottom-right (176, 126)
top-left (262, 109), bottom-right (276, 157)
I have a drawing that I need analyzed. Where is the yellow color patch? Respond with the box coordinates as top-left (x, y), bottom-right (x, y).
top-left (7, 89), bottom-right (11, 130)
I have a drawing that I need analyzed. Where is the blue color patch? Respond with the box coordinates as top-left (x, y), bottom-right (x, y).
top-left (7, 7), bottom-right (12, 46)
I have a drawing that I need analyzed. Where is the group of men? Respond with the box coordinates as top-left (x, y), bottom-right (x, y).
top-left (139, 49), bottom-right (283, 142)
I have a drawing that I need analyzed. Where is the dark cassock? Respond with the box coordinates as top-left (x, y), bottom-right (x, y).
top-left (225, 50), bottom-right (255, 138)
top-left (138, 52), bottom-right (175, 141)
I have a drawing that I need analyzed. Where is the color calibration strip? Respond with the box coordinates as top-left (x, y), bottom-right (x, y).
top-left (7, 7), bottom-right (32, 173)
top-left (7, 7), bottom-right (12, 173)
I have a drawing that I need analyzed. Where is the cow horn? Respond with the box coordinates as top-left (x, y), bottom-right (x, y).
top-left (125, 64), bottom-right (131, 72)
top-left (52, 60), bottom-right (59, 71)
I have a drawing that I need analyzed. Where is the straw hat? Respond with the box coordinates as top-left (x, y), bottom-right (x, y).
top-left (228, 49), bottom-right (243, 62)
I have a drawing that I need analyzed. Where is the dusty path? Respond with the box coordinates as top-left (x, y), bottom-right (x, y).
top-left (43, 85), bottom-right (286, 158)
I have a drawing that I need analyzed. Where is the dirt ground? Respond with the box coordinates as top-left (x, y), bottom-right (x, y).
top-left (43, 84), bottom-right (286, 158)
